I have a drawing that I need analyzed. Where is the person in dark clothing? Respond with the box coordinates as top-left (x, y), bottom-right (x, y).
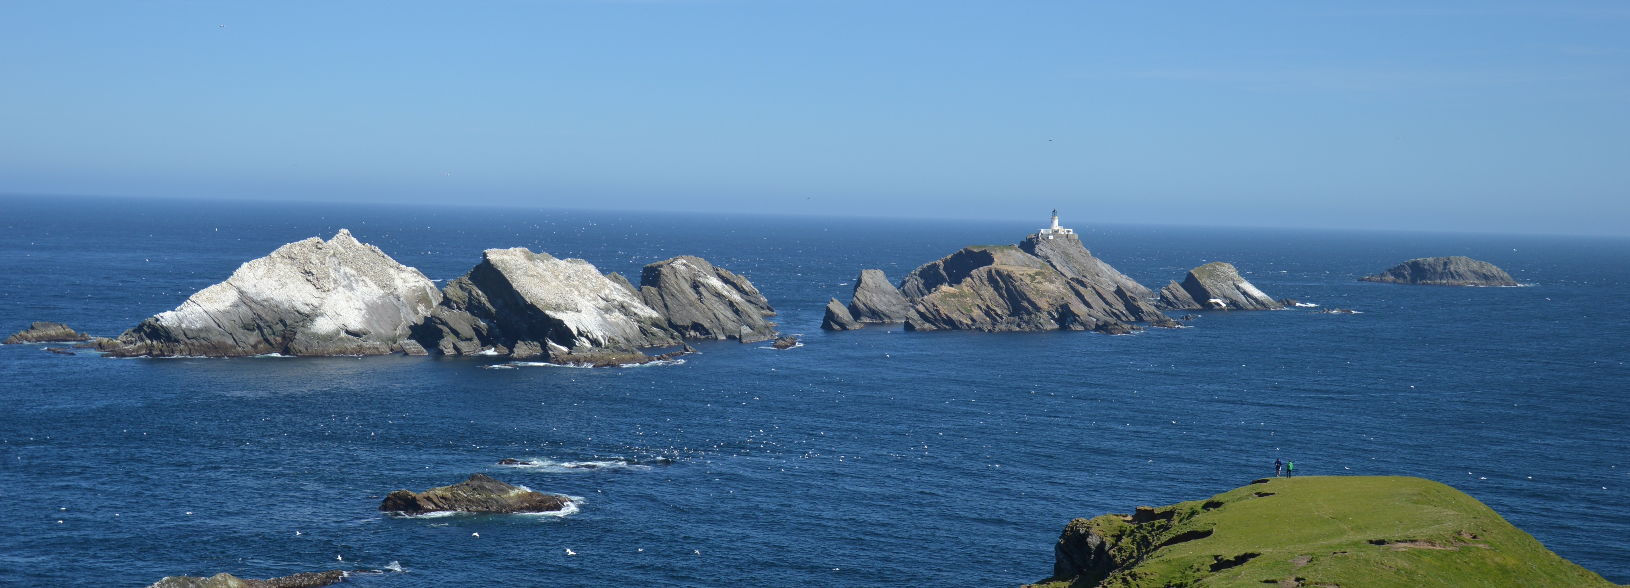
top-left (1275, 458), bottom-right (1283, 477)
top-left (1287, 461), bottom-right (1295, 477)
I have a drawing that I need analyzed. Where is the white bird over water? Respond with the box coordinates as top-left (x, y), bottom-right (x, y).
top-left (565, 548), bottom-right (576, 556)
top-left (472, 532), bottom-right (480, 538)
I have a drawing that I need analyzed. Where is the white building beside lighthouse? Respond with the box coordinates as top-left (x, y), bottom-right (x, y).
top-left (1038, 209), bottom-right (1074, 239)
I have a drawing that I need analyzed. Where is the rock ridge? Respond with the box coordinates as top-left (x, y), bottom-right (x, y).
top-left (1360, 256), bottom-right (1518, 286)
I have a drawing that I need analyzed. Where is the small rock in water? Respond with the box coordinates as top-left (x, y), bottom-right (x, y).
top-left (4, 322), bottom-right (91, 344)
top-left (772, 335), bottom-right (799, 349)
top-left (380, 473), bottom-right (571, 514)
top-left (145, 570), bottom-right (345, 588)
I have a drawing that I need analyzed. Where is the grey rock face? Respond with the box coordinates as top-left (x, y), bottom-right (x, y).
top-left (900, 246), bottom-right (1168, 332)
top-left (4, 322), bottom-right (91, 344)
top-left (1157, 280), bottom-right (1201, 310)
top-left (1020, 233), bottom-right (1153, 299)
top-left (108, 230), bottom-right (441, 357)
top-left (1160, 262), bottom-right (1282, 311)
top-left (640, 256), bottom-right (778, 344)
top-left (147, 571), bottom-right (345, 588)
top-left (1360, 256), bottom-right (1518, 286)
top-left (847, 270), bottom-right (912, 323)
top-left (411, 248), bottom-right (679, 361)
top-left (822, 298), bottom-right (863, 331)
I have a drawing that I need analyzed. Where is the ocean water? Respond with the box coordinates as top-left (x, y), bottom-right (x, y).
top-left (1, 196), bottom-right (1627, 587)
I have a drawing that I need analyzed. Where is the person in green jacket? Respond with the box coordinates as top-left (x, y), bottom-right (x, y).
top-left (1287, 461), bottom-right (1295, 477)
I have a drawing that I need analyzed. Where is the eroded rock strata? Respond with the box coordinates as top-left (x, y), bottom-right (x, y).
top-left (1155, 262), bottom-right (1282, 311)
top-left (380, 473), bottom-right (570, 514)
top-left (1019, 232), bottom-right (1152, 299)
top-left (900, 245), bottom-right (1168, 332)
top-left (3, 322), bottom-right (91, 344)
top-left (822, 298), bottom-right (863, 331)
top-left (106, 230), bottom-right (441, 357)
top-left (147, 571), bottom-right (345, 588)
top-left (639, 256), bottom-right (778, 343)
top-left (846, 269), bottom-right (912, 323)
top-left (1360, 256), bottom-right (1518, 286)
top-left (411, 248), bottom-right (679, 363)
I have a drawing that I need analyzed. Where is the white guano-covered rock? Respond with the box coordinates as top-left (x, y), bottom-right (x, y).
top-left (110, 230), bottom-right (441, 357)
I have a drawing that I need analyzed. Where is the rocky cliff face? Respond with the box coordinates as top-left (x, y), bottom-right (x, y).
top-left (107, 230), bottom-right (440, 357)
top-left (411, 248), bottom-right (679, 362)
top-left (822, 297), bottom-right (863, 330)
top-left (380, 473), bottom-right (571, 514)
top-left (900, 246), bottom-right (1167, 332)
top-left (847, 269), bottom-right (912, 323)
top-left (640, 256), bottom-right (778, 344)
top-left (1361, 256), bottom-right (1518, 286)
top-left (1020, 233), bottom-right (1153, 299)
top-left (4, 322), bottom-right (91, 344)
top-left (1157, 262), bottom-right (1282, 311)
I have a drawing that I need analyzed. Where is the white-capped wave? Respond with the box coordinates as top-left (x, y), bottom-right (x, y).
top-left (497, 457), bottom-right (662, 473)
top-left (1294, 302), bottom-right (1319, 308)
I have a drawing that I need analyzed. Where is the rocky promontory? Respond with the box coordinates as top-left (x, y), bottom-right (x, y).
top-left (3, 322), bottom-right (91, 344)
top-left (1360, 256), bottom-right (1519, 286)
top-left (846, 269), bottom-right (912, 323)
top-left (380, 473), bottom-right (571, 514)
top-left (822, 297), bottom-right (863, 331)
top-left (411, 247), bottom-right (681, 363)
top-left (412, 250), bottom-right (775, 363)
top-left (147, 570), bottom-right (345, 588)
top-left (1157, 262), bottom-right (1282, 311)
top-left (102, 230), bottom-right (441, 357)
top-left (639, 255), bottom-right (778, 343)
top-left (1027, 476), bottom-right (1620, 588)
top-left (1019, 232), bottom-right (1152, 299)
top-left (899, 244), bottom-right (1167, 332)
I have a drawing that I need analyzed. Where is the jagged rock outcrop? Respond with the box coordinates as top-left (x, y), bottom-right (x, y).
top-left (147, 571), bottom-right (345, 588)
top-left (846, 270), bottom-right (912, 323)
top-left (1156, 262), bottom-right (1281, 311)
top-left (822, 298), bottom-right (863, 331)
top-left (4, 322), bottom-right (91, 344)
top-left (900, 246), bottom-right (1168, 332)
top-left (639, 256), bottom-right (778, 344)
top-left (772, 335), bottom-right (799, 349)
top-left (411, 248), bottom-right (679, 363)
top-left (380, 473), bottom-right (571, 514)
top-left (106, 230), bottom-right (440, 357)
top-left (1020, 233), bottom-right (1152, 299)
top-left (1360, 256), bottom-right (1518, 286)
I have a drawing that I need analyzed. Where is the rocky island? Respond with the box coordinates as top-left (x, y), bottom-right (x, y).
top-left (1360, 256), bottom-right (1519, 287)
top-left (1156, 262), bottom-right (1283, 311)
top-left (380, 473), bottom-right (572, 515)
top-left (3, 321), bottom-right (91, 344)
top-left (822, 212), bottom-right (1284, 334)
top-left (85, 229), bottom-right (775, 365)
top-left (146, 570), bottom-right (345, 588)
top-left (1026, 476), bottom-right (1620, 588)
top-left (102, 230), bottom-right (442, 357)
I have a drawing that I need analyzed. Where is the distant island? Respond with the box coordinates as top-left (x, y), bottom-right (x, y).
top-left (1361, 256), bottom-right (1519, 287)
top-left (824, 212), bottom-right (1282, 334)
top-left (1026, 476), bottom-right (1620, 588)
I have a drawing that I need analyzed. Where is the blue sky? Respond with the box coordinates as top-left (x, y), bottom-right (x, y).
top-left (1, 1), bottom-right (1626, 235)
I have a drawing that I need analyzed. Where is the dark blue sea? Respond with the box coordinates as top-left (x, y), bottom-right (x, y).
top-left (2, 196), bottom-right (1627, 587)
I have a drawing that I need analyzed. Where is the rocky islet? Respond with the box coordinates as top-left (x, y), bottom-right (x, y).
top-left (380, 473), bottom-right (572, 515)
top-left (1361, 256), bottom-right (1519, 287)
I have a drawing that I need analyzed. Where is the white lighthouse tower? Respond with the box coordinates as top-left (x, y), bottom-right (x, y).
top-left (1038, 209), bottom-right (1074, 239)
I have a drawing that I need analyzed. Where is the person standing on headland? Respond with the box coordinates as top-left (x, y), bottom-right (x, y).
top-left (1275, 458), bottom-right (1283, 477)
top-left (1286, 461), bottom-right (1295, 478)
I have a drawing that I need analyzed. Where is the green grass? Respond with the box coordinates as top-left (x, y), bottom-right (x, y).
top-left (1029, 476), bottom-right (1621, 588)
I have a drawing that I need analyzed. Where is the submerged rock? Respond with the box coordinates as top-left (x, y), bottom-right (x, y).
top-left (821, 298), bottom-right (863, 331)
top-left (4, 322), bottom-right (91, 344)
top-left (1156, 262), bottom-right (1282, 311)
top-left (411, 248), bottom-right (680, 362)
top-left (380, 473), bottom-right (571, 514)
top-left (846, 270), bottom-right (912, 323)
top-left (146, 570), bottom-right (345, 588)
top-left (1361, 256), bottom-right (1518, 286)
top-left (639, 256), bottom-right (778, 344)
top-left (901, 246), bottom-right (1167, 332)
top-left (107, 230), bottom-right (441, 357)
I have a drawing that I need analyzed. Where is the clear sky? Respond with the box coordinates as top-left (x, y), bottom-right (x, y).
top-left (2, 1), bottom-right (1626, 235)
